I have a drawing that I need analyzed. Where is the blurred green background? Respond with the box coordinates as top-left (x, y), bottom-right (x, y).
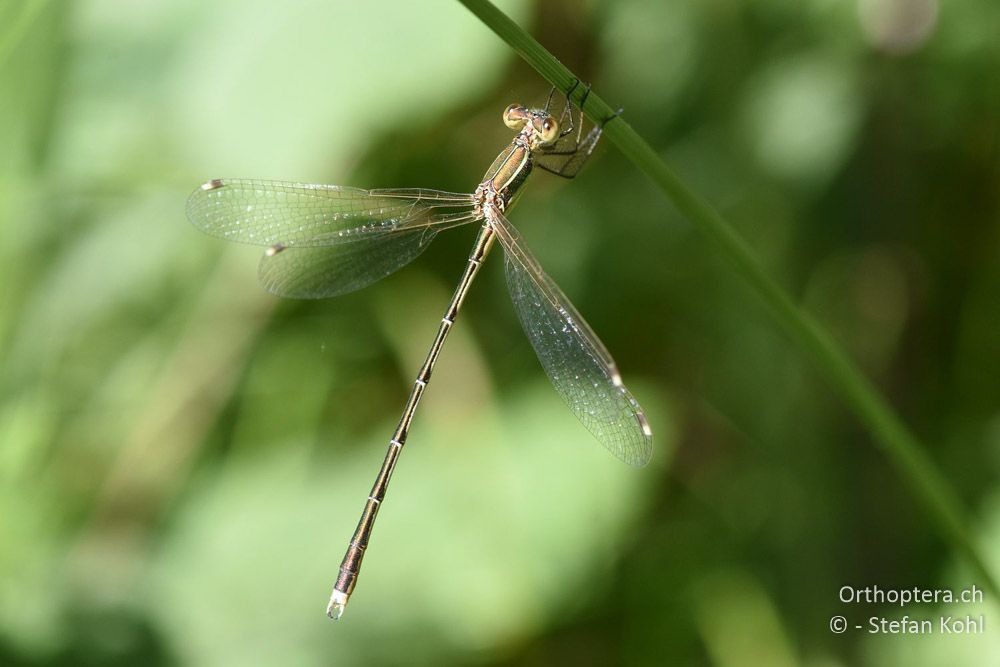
top-left (1, 0), bottom-right (998, 664)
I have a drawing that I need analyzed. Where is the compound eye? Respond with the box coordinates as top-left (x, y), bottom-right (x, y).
top-left (539, 117), bottom-right (559, 144)
top-left (503, 104), bottom-right (527, 130)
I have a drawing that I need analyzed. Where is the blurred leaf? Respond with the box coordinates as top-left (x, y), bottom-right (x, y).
top-left (693, 570), bottom-right (799, 667)
top-left (740, 54), bottom-right (862, 186)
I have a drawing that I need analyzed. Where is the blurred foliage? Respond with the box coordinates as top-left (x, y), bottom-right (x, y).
top-left (1, 0), bottom-right (998, 665)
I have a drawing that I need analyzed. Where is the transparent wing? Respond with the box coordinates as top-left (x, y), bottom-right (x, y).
top-left (258, 228), bottom-right (437, 299)
top-left (188, 178), bottom-right (481, 299)
top-left (490, 210), bottom-right (652, 466)
top-left (186, 178), bottom-right (477, 247)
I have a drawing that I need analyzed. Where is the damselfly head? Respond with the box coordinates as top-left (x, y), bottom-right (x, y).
top-left (503, 104), bottom-right (559, 146)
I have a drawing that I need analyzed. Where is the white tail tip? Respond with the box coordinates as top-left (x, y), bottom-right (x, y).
top-left (326, 590), bottom-right (349, 620)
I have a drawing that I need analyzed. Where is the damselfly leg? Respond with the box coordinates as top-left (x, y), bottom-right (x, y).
top-left (534, 84), bottom-right (616, 180)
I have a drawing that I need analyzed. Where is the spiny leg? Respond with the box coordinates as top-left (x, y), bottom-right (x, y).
top-left (559, 82), bottom-right (589, 144)
top-left (557, 80), bottom-right (582, 139)
top-left (543, 86), bottom-right (556, 114)
top-left (536, 90), bottom-right (621, 180)
top-left (544, 78), bottom-right (580, 120)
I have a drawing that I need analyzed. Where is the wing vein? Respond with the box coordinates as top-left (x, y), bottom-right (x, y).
top-left (489, 209), bottom-right (652, 466)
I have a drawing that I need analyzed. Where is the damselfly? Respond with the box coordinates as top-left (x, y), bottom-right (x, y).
top-left (186, 87), bottom-right (652, 619)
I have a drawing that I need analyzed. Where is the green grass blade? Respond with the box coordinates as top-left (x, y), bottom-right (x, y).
top-left (457, 0), bottom-right (999, 597)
